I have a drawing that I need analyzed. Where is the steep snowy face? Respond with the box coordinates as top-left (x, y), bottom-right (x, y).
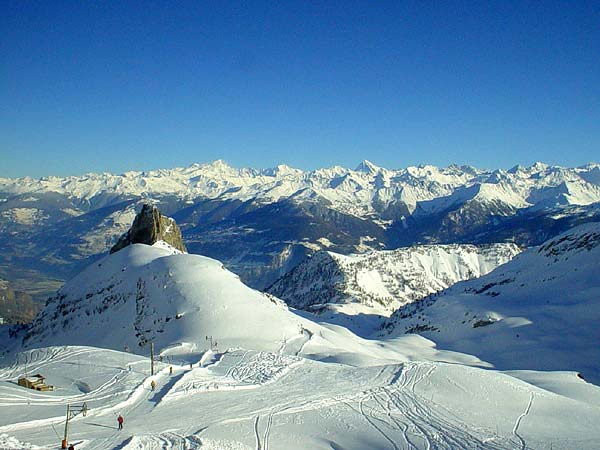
top-left (268, 243), bottom-right (521, 313)
top-left (382, 222), bottom-right (600, 383)
top-left (18, 243), bottom-right (309, 354)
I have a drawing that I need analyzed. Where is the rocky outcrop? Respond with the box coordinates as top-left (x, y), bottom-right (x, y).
top-left (110, 204), bottom-right (187, 254)
top-left (0, 279), bottom-right (41, 324)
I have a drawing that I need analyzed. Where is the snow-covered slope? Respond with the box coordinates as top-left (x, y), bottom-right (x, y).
top-left (1, 229), bottom-right (600, 448)
top-left (268, 243), bottom-right (520, 313)
top-left (19, 243), bottom-right (309, 354)
top-left (382, 222), bottom-right (600, 384)
top-left (12, 242), bottom-right (483, 368)
top-left (1, 345), bottom-right (600, 449)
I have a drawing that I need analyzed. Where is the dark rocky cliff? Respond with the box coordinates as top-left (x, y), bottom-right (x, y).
top-left (110, 204), bottom-right (187, 254)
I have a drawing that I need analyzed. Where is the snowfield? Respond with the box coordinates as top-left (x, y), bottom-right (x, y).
top-left (1, 346), bottom-right (600, 449)
top-left (1, 229), bottom-right (599, 448)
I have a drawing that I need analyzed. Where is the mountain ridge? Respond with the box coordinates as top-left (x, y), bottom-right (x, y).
top-left (1, 160), bottom-right (599, 295)
top-left (2, 161), bottom-right (600, 220)
top-left (380, 221), bottom-right (600, 383)
top-left (268, 243), bottom-right (520, 313)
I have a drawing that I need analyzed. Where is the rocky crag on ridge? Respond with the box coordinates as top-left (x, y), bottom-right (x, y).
top-left (110, 204), bottom-right (187, 254)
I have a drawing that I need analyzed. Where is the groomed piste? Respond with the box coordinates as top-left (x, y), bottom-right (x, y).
top-left (1, 237), bottom-right (599, 449)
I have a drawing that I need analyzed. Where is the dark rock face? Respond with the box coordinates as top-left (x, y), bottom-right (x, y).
top-left (110, 204), bottom-right (187, 254)
top-left (0, 279), bottom-right (41, 324)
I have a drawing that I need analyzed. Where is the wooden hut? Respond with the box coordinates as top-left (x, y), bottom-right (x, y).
top-left (17, 374), bottom-right (54, 391)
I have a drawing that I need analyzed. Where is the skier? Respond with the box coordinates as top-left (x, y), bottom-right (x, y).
top-left (117, 414), bottom-right (124, 430)
top-left (68, 444), bottom-right (75, 450)
top-left (151, 379), bottom-right (156, 391)
top-left (169, 366), bottom-right (173, 375)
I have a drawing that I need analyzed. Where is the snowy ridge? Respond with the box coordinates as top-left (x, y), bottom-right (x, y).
top-left (2, 160), bottom-right (600, 221)
top-left (268, 243), bottom-right (520, 312)
top-left (382, 222), bottom-right (600, 384)
top-left (13, 243), bottom-right (484, 368)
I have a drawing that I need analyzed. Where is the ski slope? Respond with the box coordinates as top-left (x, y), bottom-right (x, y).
top-left (1, 346), bottom-right (599, 449)
top-left (1, 233), bottom-right (599, 448)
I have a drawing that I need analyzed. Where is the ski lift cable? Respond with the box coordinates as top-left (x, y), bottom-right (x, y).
top-left (51, 421), bottom-right (63, 440)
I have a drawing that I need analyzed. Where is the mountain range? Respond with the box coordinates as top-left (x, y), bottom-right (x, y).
top-left (1, 160), bottom-right (599, 303)
top-left (1, 186), bottom-right (599, 448)
top-left (267, 243), bottom-right (520, 335)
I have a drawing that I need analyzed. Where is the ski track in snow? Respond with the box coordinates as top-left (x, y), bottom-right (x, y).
top-left (513, 392), bottom-right (534, 450)
top-left (0, 347), bottom-right (93, 381)
top-left (253, 415), bottom-right (261, 450)
top-left (116, 432), bottom-right (205, 449)
top-left (352, 362), bottom-right (514, 450)
top-left (214, 361), bottom-right (515, 450)
top-left (0, 349), bottom-right (590, 449)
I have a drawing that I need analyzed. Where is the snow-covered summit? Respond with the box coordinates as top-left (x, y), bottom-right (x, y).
top-left (1, 160), bottom-right (599, 219)
top-left (354, 159), bottom-right (381, 174)
top-left (20, 244), bottom-right (304, 353)
top-left (13, 243), bottom-right (472, 367)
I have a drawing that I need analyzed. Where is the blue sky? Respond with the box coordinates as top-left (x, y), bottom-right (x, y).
top-left (1, 1), bottom-right (599, 178)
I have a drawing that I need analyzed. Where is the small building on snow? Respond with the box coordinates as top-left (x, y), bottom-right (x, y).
top-left (17, 374), bottom-right (54, 391)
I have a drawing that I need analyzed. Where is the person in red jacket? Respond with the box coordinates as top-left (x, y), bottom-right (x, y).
top-left (117, 414), bottom-right (124, 430)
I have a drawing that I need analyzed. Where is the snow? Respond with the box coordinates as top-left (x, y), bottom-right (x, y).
top-left (268, 243), bottom-right (520, 326)
top-left (383, 222), bottom-right (600, 384)
top-left (0, 345), bottom-right (598, 449)
top-left (0, 232), bottom-right (598, 448)
top-left (14, 243), bottom-right (488, 369)
top-left (1, 160), bottom-right (599, 221)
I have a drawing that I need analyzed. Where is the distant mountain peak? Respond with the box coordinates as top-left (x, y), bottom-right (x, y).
top-left (109, 203), bottom-right (187, 254)
top-left (199, 159), bottom-right (234, 173)
top-left (530, 161), bottom-right (550, 172)
top-left (355, 160), bottom-right (380, 174)
top-left (262, 164), bottom-right (303, 177)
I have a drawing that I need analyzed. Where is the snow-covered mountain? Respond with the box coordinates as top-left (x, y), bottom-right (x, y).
top-left (12, 241), bottom-right (477, 368)
top-left (381, 222), bottom-right (600, 384)
top-left (268, 243), bottom-right (520, 313)
top-left (17, 242), bottom-right (311, 355)
top-left (1, 160), bottom-right (599, 296)
top-left (1, 236), bottom-right (600, 449)
top-left (2, 160), bottom-right (600, 222)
